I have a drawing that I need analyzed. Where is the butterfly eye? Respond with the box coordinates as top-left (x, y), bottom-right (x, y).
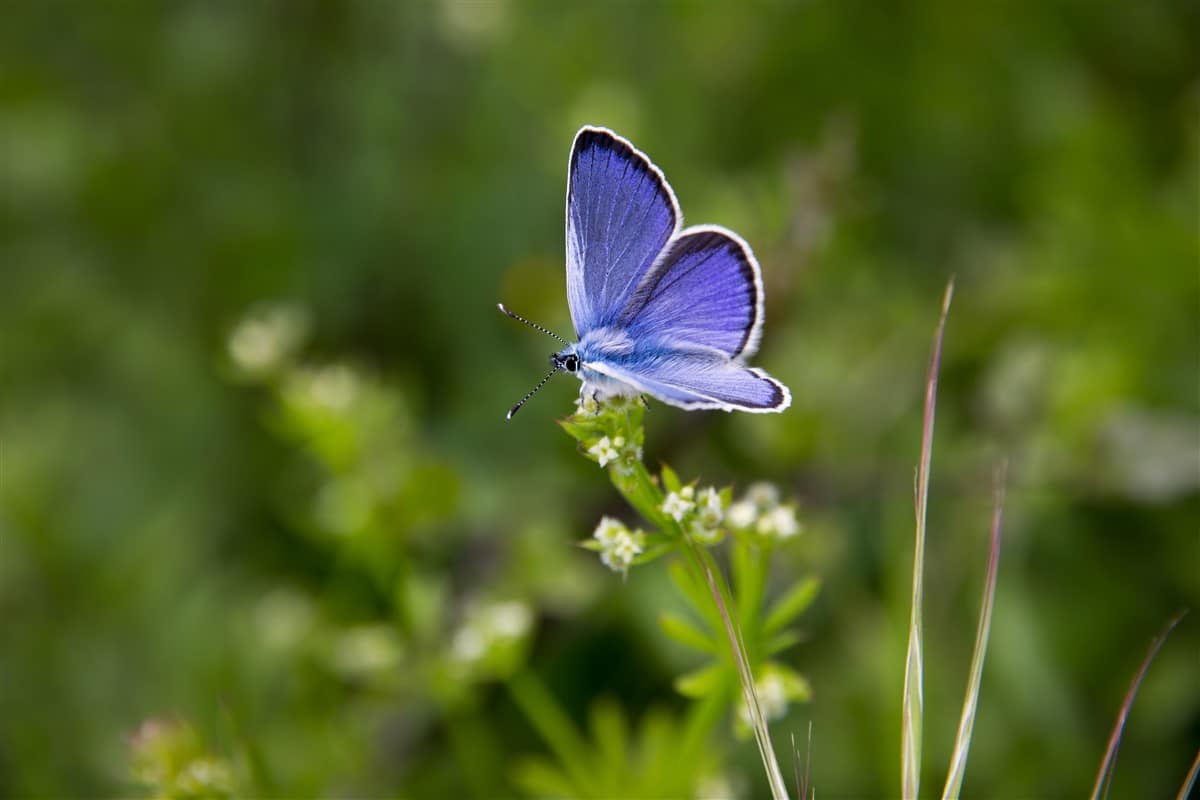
top-left (564, 354), bottom-right (579, 373)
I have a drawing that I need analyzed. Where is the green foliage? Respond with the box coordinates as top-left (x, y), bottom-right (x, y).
top-left (0, 1), bottom-right (1195, 796)
top-left (509, 678), bottom-right (727, 800)
top-left (561, 398), bottom-right (818, 793)
top-left (128, 720), bottom-right (236, 800)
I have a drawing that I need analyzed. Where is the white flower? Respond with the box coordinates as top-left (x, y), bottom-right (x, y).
top-left (452, 627), bottom-right (486, 663)
top-left (726, 500), bottom-right (756, 529)
top-left (588, 436), bottom-right (620, 467)
top-left (453, 600), bottom-right (534, 666)
top-left (603, 533), bottom-right (641, 572)
top-left (757, 505), bottom-right (801, 539)
top-left (593, 516), bottom-right (625, 546)
top-left (661, 488), bottom-right (695, 522)
top-left (486, 601), bottom-right (532, 639)
top-left (227, 304), bottom-right (308, 375)
top-left (746, 482), bottom-right (780, 511)
top-left (592, 519), bottom-right (644, 574)
top-left (696, 487), bottom-right (723, 528)
top-left (689, 520), bottom-right (722, 545)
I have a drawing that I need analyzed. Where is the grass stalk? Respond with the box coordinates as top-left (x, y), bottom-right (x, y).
top-left (685, 542), bottom-right (790, 800)
top-left (902, 277), bottom-right (955, 800)
top-left (1175, 745), bottom-right (1200, 800)
top-left (940, 461), bottom-right (1007, 800)
top-left (1089, 610), bottom-right (1188, 800)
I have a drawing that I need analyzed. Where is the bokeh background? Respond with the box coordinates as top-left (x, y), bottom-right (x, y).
top-left (2, 1), bottom-right (1197, 797)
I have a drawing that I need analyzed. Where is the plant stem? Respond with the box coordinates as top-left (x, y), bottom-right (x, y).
top-left (902, 277), bottom-right (954, 800)
top-left (685, 542), bottom-right (789, 800)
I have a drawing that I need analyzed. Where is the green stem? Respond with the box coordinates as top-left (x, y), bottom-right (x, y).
top-left (683, 541), bottom-right (788, 800)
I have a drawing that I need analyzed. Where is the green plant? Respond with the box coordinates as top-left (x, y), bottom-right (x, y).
top-left (559, 395), bottom-right (818, 799)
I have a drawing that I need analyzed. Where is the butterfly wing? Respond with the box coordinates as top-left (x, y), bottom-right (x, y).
top-left (619, 225), bottom-right (764, 360)
top-left (566, 127), bottom-right (681, 337)
top-left (590, 225), bottom-right (789, 412)
top-left (587, 353), bottom-right (790, 413)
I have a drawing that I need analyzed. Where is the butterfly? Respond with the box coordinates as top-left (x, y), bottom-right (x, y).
top-left (501, 125), bottom-right (791, 419)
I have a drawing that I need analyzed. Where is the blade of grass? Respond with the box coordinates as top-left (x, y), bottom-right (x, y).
top-left (902, 277), bottom-right (954, 800)
top-left (941, 461), bottom-right (1007, 800)
top-left (1175, 744), bottom-right (1200, 800)
top-left (686, 542), bottom-right (789, 800)
top-left (1088, 609), bottom-right (1188, 800)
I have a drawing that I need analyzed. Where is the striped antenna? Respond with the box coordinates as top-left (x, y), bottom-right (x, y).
top-left (497, 303), bottom-right (570, 345)
top-left (506, 364), bottom-right (561, 420)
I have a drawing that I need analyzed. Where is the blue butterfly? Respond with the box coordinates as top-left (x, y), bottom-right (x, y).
top-left (501, 126), bottom-right (791, 419)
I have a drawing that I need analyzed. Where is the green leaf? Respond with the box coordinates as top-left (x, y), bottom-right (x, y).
top-left (631, 542), bottom-right (672, 566)
top-left (732, 540), bottom-right (765, 635)
top-left (763, 577), bottom-right (821, 635)
top-left (589, 698), bottom-right (629, 779)
top-left (661, 464), bottom-right (682, 494)
top-left (558, 417), bottom-right (603, 444)
top-left (674, 662), bottom-right (725, 698)
top-left (764, 628), bottom-right (804, 656)
top-left (659, 612), bottom-right (716, 653)
top-left (511, 759), bottom-right (577, 799)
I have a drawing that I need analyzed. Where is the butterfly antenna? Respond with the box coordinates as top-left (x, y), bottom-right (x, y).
top-left (497, 303), bottom-right (570, 345)
top-left (506, 364), bottom-right (561, 420)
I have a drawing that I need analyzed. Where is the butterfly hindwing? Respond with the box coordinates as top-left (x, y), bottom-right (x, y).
top-left (619, 225), bottom-right (764, 360)
top-left (566, 127), bottom-right (680, 338)
top-left (588, 353), bottom-right (790, 413)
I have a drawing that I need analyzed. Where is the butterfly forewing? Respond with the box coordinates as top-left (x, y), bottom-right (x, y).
top-left (566, 127), bottom-right (680, 337)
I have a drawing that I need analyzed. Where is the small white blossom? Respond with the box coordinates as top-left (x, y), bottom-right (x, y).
top-left (746, 482), bottom-right (780, 510)
top-left (696, 487), bottom-right (723, 527)
top-left (661, 489), bottom-right (695, 521)
top-left (452, 627), bottom-right (486, 663)
top-left (228, 304), bottom-right (308, 376)
top-left (591, 517), bottom-right (644, 574)
top-left (612, 436), bottom-right (643, 477)
top-left (757, 505), bottom-right (801, 539)
top-left (687, 487), bottom-right (724, 544)
top-left (689, 520), bottom-right (722, 545)
top-left (486, 601), bottom-right (533, 638)
top-left (726, 500), bottom-right (756, 529)
top-left (588, 436), bottom-right (620, 467)
top-left (593, 516), bottom-right (625, 546)
top-left (452, 600), bottom-right (533, 666)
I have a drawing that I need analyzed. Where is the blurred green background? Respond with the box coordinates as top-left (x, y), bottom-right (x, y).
top-left (1, 1), bottom-right (1197, 797)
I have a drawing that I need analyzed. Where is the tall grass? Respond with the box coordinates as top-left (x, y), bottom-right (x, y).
top-left (1089, 610), bottom-right (1188, 800)
top-left (901, 279), bottom-right (1009, 800)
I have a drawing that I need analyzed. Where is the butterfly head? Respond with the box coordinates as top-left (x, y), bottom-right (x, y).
top-left (552, 350), bottom-right (580, 374)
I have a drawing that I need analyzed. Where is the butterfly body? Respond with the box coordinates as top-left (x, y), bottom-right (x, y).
top-left (502, 126), bottom-right (791, 418)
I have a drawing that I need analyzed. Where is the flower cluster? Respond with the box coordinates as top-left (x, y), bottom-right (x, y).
top-left (726, 482), bottom-right (802, 541)
top-left (586, 433), bottom-right (643, 475)
top-left (227, 302), bottom-right (309, 378)
top-left (661, 484), bottom-right (727, 545)
top-left (452, 601), bottom-right (534, 668)
top-left (584, 517), bottom-right (646, 576)
top-left (129, 718), bottom-right (236, 799)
